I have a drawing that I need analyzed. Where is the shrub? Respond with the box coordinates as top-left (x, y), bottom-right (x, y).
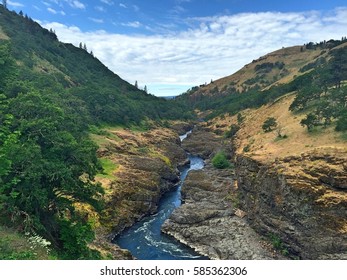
top-left (262, 117), bottom-right (278, 132)
top-left (212, 151), bottom-right (230, 169)
top-left (224, 124), bottom-right (240, 138)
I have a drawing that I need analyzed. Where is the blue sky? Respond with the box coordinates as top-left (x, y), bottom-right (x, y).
top-left (6, 0), bottom-right (347, 96)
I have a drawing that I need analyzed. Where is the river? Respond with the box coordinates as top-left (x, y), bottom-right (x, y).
top-left (113, 131), bottom-right (208, 260)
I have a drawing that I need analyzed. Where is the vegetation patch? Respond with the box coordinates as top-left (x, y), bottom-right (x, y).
top-left (97, 158), bottom-right (118, 179)
top-left (0, 226), bottom-right (53, 260)
top-left (212, 151), bottom-right (231, 169)
top-left (268, 233), bottom-right (289, 257)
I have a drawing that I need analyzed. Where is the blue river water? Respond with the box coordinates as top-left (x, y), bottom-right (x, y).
top-left (113, 131), bottom-right (208, 260)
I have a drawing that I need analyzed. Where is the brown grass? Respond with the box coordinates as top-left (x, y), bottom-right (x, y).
top-left (206, 94), bottom-right (347, 163)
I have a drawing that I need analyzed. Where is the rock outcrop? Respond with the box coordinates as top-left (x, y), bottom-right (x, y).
top-left (91, 126), bottom-right (190, 258)
top-left (236, 149), bottom-right (347, 259)
top-left (162, 164), bottom-right (277, 259)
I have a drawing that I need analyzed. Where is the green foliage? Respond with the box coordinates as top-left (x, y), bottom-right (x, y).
top-left (243, 144), bottom-right (251, 152)
top-left (0, 6), bottom-right (193, 127)
top-left (290, 47), bottom-right (347, 131)
top-left (0, 7), bottom-right (197, 259)
top-left (300, 113), bottom-right (319, 131)
top-left (98, 158), bottom-right (118, 179)
top-left (59, 219), bottom-right (101, 260)
top-left (336, 111), bottom-right (347, 131)
top-left (268, 233), bottom-right (289, 257)
top-left (237, 113), bottom-right (244, 124)
top-left (262, 117), bottom-right (278, 132)
top-left (224, 124), bottom-right (240, 138)
top-left (212, 151), bottom-right (231, 169)
top-left (255, 61), bottom-right (284, 73)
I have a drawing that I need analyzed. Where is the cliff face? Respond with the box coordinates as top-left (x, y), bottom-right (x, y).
top-left (236, 150), bottom-right (347, 259)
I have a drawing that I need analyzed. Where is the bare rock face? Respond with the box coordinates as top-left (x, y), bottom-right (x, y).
top-left (236, 150), bottom-right (347, 259)
top-left (162, 167), bottom-right (278, 260)
top-left (181, 126), bottom-right (224, 159)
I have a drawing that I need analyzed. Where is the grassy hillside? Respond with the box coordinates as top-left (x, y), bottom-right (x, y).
top-left (0, 6), bottom-right (192, 125)
top-left (180, 39), bottom-right (347, 122)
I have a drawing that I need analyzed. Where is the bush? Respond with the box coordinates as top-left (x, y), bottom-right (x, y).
top-left (224, 124), bottom-right (240, 138)
top-left (262, 117), bottom-right (277, 132)
top-left (212, 151), bottom-right (230, 169)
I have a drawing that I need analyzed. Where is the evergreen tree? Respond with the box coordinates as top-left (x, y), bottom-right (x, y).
top-left (2, 0), bottom-right (7, 9)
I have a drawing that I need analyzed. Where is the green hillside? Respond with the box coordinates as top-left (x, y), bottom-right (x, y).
top-left (0, 6), bottom-right (191, 260)
top-left (0, 6), bottom-right (191, 125)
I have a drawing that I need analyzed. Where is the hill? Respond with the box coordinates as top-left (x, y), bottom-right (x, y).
top-left (0, 6), bottom-right (191, 125)
top-left (177, 38), bottom-right (347, 259)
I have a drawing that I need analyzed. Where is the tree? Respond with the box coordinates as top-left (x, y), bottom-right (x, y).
top-left (328, 47), bottom-right (347, 88)
top-left (0, 90), bottom-right (104, 257)
top-left (237, 113), bottom-right (244, 124)
top-left (262, 117), bottom-right (278, 132)
top-left (300, 113), bottom-right (319, 131)
top-left (144, 85), bottom-right (148, 93)
top-left (224, 124), bottom-right (240, 138)
top-left (2, 0), bottom-right (7, 9)
top-left (134, 81), bottom-right (138, 88)
top-left (335, 111), bottom-right (347, 131)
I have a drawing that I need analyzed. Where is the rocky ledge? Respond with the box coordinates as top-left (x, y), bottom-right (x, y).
top-left (236, 149), bottom-right (347, 259)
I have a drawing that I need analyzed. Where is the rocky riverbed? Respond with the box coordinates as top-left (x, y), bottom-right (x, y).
top-left (162, 126), bottom-right (283, 259)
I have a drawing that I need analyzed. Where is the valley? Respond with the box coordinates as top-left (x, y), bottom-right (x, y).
top-left (0, 4), bottom-right (346, 260)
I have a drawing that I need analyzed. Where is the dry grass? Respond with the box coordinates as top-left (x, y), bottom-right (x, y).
top-left (196, 45), bottom-right (325, 96)
top-left (206, 94), bottom-right (347, 163)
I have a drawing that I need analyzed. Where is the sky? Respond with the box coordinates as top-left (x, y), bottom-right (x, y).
top-left (5, 0), bottom-right (347, 96)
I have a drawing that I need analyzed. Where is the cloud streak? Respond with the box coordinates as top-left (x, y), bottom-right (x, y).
top-left (42, 8), bottom-right (347, 96)
top-left (8, 0), bottom-right (24, 7)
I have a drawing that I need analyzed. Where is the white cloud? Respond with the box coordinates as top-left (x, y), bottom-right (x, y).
top-left (47, 6), bottom-right (65, 15)
top-left (65, 0), bottom-right (85, 10)
top-left (8, 0), bottom-right (24, 7)
top-left (42, 8), bottom-right (347, 96)
top-left (88, 17), bottom-right (104, 24)
top-left (47, 7), bottom-right (57, 14)
top-left (119, 3), bottom-right (127, 9)
top-left (100, 0), bottom-right (114, 5)
top-left (122, 21), bottom-right (141, 28)
top-left (95, 6), bottom-right (105, 12)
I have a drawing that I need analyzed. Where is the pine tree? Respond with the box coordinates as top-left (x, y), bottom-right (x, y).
top-left (2, 0), bottom-right (7, 9)
top-left (135, 81), bottom-right (138, 88)
top-left (144, 85), bottom-right (148, 93)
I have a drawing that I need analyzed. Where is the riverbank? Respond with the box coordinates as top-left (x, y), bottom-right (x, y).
top-left (88, 123), bottom-right (192, 259)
